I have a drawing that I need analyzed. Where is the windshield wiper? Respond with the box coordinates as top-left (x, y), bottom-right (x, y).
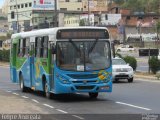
top-left (88, 39), bottom-right (98, 53)
top-left (69, 39), bottom-right (80, 52)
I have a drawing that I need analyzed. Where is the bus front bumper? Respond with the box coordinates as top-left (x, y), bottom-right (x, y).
top-left (54, 81), bottom-right (112, 94)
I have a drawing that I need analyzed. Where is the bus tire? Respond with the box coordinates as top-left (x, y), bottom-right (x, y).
top-left (19, 74), bottom-right (27, 92)
top-left (89, 92), bottom-right (98, 99)
top-left (44, 81), bottom-right (52, 99)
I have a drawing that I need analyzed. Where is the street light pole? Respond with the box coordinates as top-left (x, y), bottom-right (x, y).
top-left (153, 17), bottom-right (159, 49)
top-left (137, 17), bottom-right (143, 47)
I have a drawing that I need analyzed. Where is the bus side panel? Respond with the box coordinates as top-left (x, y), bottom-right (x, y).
top-left (21, 58), bottom-right (32, 87)
top-left (10, 43), bottom-right (17, 83)
top-left (10, 67), bottom-right (17, 83)
top-left (15, 57), bottom-right (31, 88)
top-left (34, 58), bottom-right (50, 91)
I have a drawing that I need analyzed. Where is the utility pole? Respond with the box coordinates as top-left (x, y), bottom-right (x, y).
top-left (159, 0), bottom-right (160, 14)
top-left (15, 0), bottom-right (19, 33)
top-left (54, 0), bottom-right (58, 27)
top-left (88, 0), bottom-right (90, 26)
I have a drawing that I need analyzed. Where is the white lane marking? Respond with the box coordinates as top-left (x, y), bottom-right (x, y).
top-left (22, 96), bottom-right (29, 99)
top-left (32, 99), bottom-right (39, 103)
top-left (56, 109), bottom-right (68, 114)
top-left (137, 79), bottom-right (160, 83)
top-left (6, 90), bottom-right (12, 93)
top-left (12, 92), bottom-right (19, 95)
top-left (43, 104), bottom-right (54, 109)
top-left (72, 115), bottom-right (84, 120)
top-left (116, 102), bottom-right (151, 111)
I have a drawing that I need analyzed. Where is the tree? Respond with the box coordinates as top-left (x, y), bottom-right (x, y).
top-left (112, 0), bottom-right (159, 13)
top-left (157, 21), bottom-right (160, 34)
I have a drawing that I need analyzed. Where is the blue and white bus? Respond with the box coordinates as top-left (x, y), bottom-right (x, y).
top-left (10, 27), bottom-right (112, 98)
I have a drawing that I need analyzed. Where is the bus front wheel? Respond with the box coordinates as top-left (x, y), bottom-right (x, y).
top-left (89, 92), bottom-right (98, 99)
top-left (19, 74), bottom-right (27, 92)
top-left (44, 81), bottom-right (52, 99)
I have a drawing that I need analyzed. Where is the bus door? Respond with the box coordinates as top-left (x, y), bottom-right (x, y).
top-left (30, 37), bottom-right (35, 89)
top-left (50, 42), bottom-right (56, 90)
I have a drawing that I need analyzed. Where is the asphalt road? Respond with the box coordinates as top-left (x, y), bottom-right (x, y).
top-left (0, 66), bottom-right (160, 120)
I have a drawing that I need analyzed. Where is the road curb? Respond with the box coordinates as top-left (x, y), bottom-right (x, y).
top-left (134, 75), bottom-right (158, 80)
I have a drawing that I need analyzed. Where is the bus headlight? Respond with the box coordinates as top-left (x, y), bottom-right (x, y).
top-left (56, 74), bottom-right (70, 84)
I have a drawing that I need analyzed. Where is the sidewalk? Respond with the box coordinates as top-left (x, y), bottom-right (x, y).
top-left (0, 90), bottom-right (49, 113)
top-left (0, 62), bottom-right (9, 67)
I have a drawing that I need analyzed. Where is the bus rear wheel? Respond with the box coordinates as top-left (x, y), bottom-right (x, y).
top-left (89, 92), bottom-right (98, 99)
top-left (19, 74), bottom-right (27, 92)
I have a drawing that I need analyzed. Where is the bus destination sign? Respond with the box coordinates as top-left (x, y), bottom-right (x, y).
top-left (57, 29), bottom-right (109, 39)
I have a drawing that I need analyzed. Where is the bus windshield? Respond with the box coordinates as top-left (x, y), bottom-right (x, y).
top-left (56, 40), bottom-right (111, 71)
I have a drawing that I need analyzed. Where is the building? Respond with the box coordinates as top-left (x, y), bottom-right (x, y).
top-left (0, 9), bottom-right (8, 37)
top-left (59, 0), bottom-right (83, 11)
top-left (2, 0), bottom-right (9, 15)
top-left (8, 0), bottom-right (110, 32)
top-left (58, 0), bottom-right (109, 27)
top-left (8, 0), bottom-right (33, 32)
top-left (82, 0), bottom-right (108, 12)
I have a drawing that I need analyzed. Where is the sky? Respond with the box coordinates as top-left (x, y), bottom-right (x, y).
top-left (0, 0), bottom-right (4, 8)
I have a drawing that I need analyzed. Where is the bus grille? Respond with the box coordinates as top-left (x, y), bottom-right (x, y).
top-left (72, 80), bottom-right (97, 84)
top-left (75, 86), bottom-right (95, 90)
top-left (67, 74), bottom-right (98, 79)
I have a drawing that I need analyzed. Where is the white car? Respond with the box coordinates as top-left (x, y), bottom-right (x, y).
top-left (116, 45), bottom-right (135, 52)
top-left (112, 57), bottom-right (134, 83)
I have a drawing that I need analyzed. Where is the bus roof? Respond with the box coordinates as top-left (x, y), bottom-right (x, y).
top-left (11, 27), bottom-right (109, 39)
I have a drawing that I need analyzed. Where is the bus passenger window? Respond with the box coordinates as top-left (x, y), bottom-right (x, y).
top-left (18, 39), bottom-right (24, 57)
top-left (35, 37), bottom-right (41, 58)
top-left (17, 39), bottom-right (21, 56)
top-left (24, 38), bottom-right (30, 57)
top-left (42, 36), bottom-right (48, 58)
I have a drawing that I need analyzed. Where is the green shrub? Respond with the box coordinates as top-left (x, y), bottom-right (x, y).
top-left (123, 56), bottom-right (137, 71)
top-left (148, 56), bottom-right (160, 74)
top-left (0, 49), bottom-right (10, 62)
